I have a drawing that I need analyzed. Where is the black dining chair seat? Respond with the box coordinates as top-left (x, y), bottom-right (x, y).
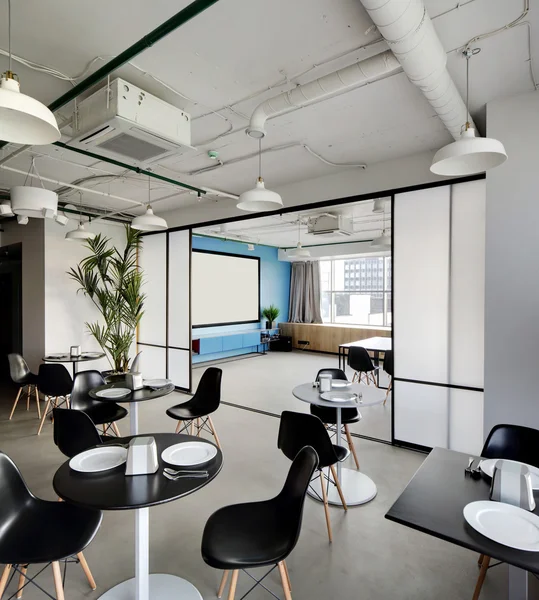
top-left (310, 404), bottom-right (361, 424)
top-left (82, 401), bottom-right (128, 425)
top-left (167, 403), bottom-right (209, 421)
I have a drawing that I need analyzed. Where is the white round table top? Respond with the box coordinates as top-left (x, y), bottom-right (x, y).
top-left (292, 382), bottom-right (385, 409)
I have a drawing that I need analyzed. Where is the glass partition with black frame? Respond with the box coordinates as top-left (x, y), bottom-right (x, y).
top-left (321, 256), bottom-right (391, 327)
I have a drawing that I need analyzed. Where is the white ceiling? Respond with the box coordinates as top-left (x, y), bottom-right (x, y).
top-left (0, 0), bottom-right (536, 221)
top-left (194, 196), bottom-right (391, 248)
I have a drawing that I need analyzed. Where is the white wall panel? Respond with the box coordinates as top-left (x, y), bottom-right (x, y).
top-left (448, 389), bottom-right (484, 455)
top-left (394, 186), bottom-right (450, 383)
top-left (168, 231), bottom-right (191, 349)
top-left (138, 233), bottom-right (167, 346)
top-left (449, 180), bottom-right (486, 388)
top-left (168, 348), bottom-right (191, 390)
top-left (137, 345), bottom-right (167, 380)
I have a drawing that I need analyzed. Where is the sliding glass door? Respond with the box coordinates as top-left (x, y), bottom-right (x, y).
top-left (393, 179), bottom-right (485, 454)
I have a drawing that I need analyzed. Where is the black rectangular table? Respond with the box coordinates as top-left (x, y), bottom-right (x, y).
top-left (386, 447), bottom-right (539, 600)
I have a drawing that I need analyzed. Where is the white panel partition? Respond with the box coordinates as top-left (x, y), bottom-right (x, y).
top-left (393, 180), bottom-right (486, 452)
top-left (168, 348), bottom-right (191, 390)
top-left (138, 345), bottom-right (167, 380)
top-left (138, 233), bottom-right (167, 346)
top-left (168, 231), bottom-right (191, 350)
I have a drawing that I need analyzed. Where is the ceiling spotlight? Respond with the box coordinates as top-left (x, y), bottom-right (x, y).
top-left (0, 201), bottom-right (14, 216)
top-left (65, 222), bottom-right (96, 241)
top-left (372, 199), bottom-right (385, 214)
top-left (55, 214), bottom-right (68, 226)
top-left (16, 215), bottom-right (28, 225)
top-left (42, 207), bottom-right (56, 219)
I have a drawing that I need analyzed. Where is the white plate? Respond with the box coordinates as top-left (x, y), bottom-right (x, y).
top-left (463, 501), bottom-right (539, 551)
top-left (95, 388), bottom-right (131, 399)
top-left (480, 459), bottom-right (539, 490)
top-left (82, 352), bottom-right (103, 358)
top-left (330, 381), bottom-right (352, 389)
top-left (162, 442), bottom-right (217, 467)
top-left (69, 446), bottom-right (128, 473)
top-left (46, 353), bottom-right (69, 359)
top-left (144, 379), bottom-right (172, 389)
top-left (320, 391), bottom-right (357, 403)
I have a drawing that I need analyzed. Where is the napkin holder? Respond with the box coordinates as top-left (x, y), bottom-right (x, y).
top-left (319, 374), bottom-right (332, 393)
top-left (490, 459), bottom-right (536, 511)
top-left (125, 372), bottom-right (143, 391)
top-left (70, 345), bottom-right (81, 357)
top-left (125, 436), bottom-right (159, 476)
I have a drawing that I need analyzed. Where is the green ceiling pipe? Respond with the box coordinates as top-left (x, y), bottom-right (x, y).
top-left (0, 0), bottom-right (220, 156)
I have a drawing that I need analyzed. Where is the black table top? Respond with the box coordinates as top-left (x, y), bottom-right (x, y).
top-left (53, 433), bottom-right (222, 511)
top-left (43, 353), bottom-right (105, 363)
top-left (385, 447), bottom-right (539, 574)
top-left (89, 381), bottom-right (175, 403)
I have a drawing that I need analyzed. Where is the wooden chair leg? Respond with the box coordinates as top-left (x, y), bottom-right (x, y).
top-left (0, 564), bottom-right (12, 598)
top-left (282, 560), bottom-right (292, 592)
top-left (278, 562), bottom-right (293, 600)
top-left (16, 565), bottom-right (27, 599)
top-left (227, 570), bottom-right (239, 600)
top-left (384, 378), bottom-right (392, 406)
top-left (477, 554), bottom-right (484, 567)
top-left (319, 470), bottom-right (333, 543)
top-left (190, 420), bottom-right (195, 435)
top-left (26, 387), bottom-right (30, 411)
top-left (196, 418), bottom-right (201, 436)
top-left (34, 386), bottom-right (41, 418)
top-left (175, 420), bottom-right (182, 434)
top-left (208, 416), bottom-right (222, 449)
top-left (217, 570), bottom-right (229, 598)
top-left (51, 561), bottom-right (65, 600)
top-left (472, 555), bottom-right (490, 600)
top-left (37, 397), bottom-right (52, 435)
top-left (77, 552), bottom-right (96, 590)
top-left (344, 425), bottom-right (360, 470)
top-left (111, 422), bottom-right (121, 437)
top-left (329, 464), bottom-right (348, 510)
top-left (9, 387), bottom-right (23, 419)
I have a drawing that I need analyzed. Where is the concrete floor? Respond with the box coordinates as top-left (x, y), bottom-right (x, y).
top-left (0, 367), bottom-right (532, 600)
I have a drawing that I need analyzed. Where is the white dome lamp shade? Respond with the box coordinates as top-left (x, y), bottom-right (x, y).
top-left (237, 139), bottom-right (283, 213)
top-left (131, 175), bottom-right (168, 231)
top-left (431, 47), bottom-right (506, 176)
top-left (370, 230), bottom-right (391, 250)
top-left (10, 186), bottom-right (58, 218)
top-left (0, 2), bottom-right (60, 145)
top-left (65, 222), bottom-right (96, 241)
top-left (288, 215), bottom-right (311, 259)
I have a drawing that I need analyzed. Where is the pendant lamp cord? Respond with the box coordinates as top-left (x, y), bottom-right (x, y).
top-left (148, 174), bottom-right (151, 208)
top-left (463, 47), bottom-right (480, 131)
top-left (258, 138), bottom-right (262, 181)
top-left (7, 0), bottom-right (11, 72)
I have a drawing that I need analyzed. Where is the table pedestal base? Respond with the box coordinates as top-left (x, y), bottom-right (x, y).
top-left (308, 467), bottom-right (377, 507)
top-left (98, 574), bottom-right (202, 600)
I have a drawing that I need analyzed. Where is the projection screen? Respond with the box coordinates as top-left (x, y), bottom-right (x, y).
top-left (191, 250), bottom-right (260, 327)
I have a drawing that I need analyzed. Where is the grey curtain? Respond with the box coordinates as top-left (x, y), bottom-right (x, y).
top-left (289, 261), bottom-right (322, 323)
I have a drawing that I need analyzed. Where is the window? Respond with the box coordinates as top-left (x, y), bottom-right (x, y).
top-left (320, 256), bottom-right (392, 326)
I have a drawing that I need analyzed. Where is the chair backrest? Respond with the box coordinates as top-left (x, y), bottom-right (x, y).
top-left (482, 424), bottom-right (539, 468)
top-left (7, 353), bottom-right (30, 384)
top-left (53, 408), bottom-right (103, 458)
top-left (0, 452), bottom-right (34, 522)
top-left (383, 350), bottom-right (394, 376)
top-left (274, 446), bottom-right (319, 554)
top-left (278, 411), bottom-right (338, 468)
top-left (38, 363), bottom-right (73, 397)
top-left (130, 351), bottom-right (142, 373)
top-left (348, 346), bottom-right (374, 372)
top-left (315, 368), bottom-right (347, 381)
top-left (70, 370), bottom-right (106, 411)
top-left (191, 368), bottom-right (222, 413)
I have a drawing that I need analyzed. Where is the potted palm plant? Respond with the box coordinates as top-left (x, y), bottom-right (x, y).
top-left (68, 226), bottom-right (145, 375)
top-left (262, 305), bottom-right (280, 329)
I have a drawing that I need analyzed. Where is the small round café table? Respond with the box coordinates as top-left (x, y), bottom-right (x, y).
top-left (292, 382), bottom-right (384, 506)
top-left (89, 381), bottom-right (175, 436)
top-left (54, 433), bottom-right (223, 600)
top-left (43, 352), bottom-right (106, 378)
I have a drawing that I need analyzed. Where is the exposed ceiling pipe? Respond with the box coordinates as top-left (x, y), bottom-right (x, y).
top-left (246, 50), bottom-right (401, 138)
top-left (357, 0), bottom-right (475, 140)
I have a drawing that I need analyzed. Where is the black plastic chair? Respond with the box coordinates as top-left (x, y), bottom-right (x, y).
top-left (37, 364), bottom-right (73, 435)
top-left (310, 368), bottom-right (361, 470)
top-left (383, 349), bottom-right (393, 405)
top-left (348, 346), bottom-right (378, 385)
top-left (0, 452), bottom-right (102, 599)
top-left (7, 354), bottom-right (40, 420)
top-left (278, 411), bottom-right (347, 543)
top-left (167, 367), bottom-right (222, 448)
top-left (473, 424), bottom-right (539, 600)
top-left (202, 445), bottom-right (318, 600)
top-left (53, 408), bottom-right (103, 458)
top-left (71, 370), bottom-right (128, 437)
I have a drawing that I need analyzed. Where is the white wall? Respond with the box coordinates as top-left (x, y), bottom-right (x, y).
top-left (44, 219), bottom-right (127, 373)
top-left (484, 90), bottom-right (539, 435)
top-left (163, 149), bottom-right (444, 228)
top-left (1, 219), bottom-right (45, 371)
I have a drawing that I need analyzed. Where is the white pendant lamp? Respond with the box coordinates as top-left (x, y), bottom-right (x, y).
top-left (370, 230), bottom-right (391, 249)
top-left (131, 176), bottom-right (168, 231)
top-left (65, 193), bottom-right (96, 241)
top-left (0, 1), bottom-right (60, 145)
top-left (237, 139), bottom-right (283, 212)
top-left (288, 216), bottom-right (311, 259)
top-left (431, 48), bottom-right (507, 176)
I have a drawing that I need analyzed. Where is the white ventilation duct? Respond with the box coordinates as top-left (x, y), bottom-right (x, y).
top-left (358, 0), bottom-right (474, 140)
top-left (246, 50), bottom-right (400, 138)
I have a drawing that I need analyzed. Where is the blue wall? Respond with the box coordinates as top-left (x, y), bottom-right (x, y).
top-left (191, 235), bottom-right (290, 362)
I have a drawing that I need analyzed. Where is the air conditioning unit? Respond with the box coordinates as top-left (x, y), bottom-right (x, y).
top-left (307, 214), bottom-right (353, 237)
top-left (69, 78), bottom-right (194, 165)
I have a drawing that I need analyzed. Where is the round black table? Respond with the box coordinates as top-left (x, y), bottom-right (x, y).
top-left (54, 433), bottom-right (223, 600)
top-left (89, 382), bottom-right (175, 435)
top-left (43, 352), bottom-right (106, 377)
